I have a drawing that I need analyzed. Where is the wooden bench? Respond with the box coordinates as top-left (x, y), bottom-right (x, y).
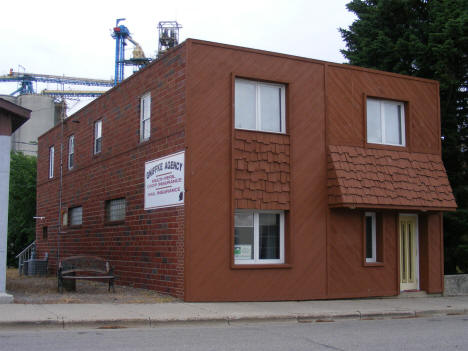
top-left (57, 255), bottom-right (115, 293)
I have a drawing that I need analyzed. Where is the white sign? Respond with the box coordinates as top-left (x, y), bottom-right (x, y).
top-left (234, 245), bottom-right (252, 260)
top-left (144, 151), bottom-right (185, 210)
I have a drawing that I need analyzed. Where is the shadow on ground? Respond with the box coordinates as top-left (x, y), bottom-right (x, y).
top-left (5, 268), bottom-right (176, 304)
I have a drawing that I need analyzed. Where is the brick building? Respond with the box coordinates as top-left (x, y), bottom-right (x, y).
top-left (36, 39), bottom-right (456, 301)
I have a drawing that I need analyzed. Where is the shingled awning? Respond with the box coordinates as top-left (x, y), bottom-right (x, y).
top-left (328, 145), bottom-right (457, 211)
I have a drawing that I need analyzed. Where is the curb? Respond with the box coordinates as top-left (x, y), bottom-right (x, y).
top-left (0, 309), bottom-right (466, 330)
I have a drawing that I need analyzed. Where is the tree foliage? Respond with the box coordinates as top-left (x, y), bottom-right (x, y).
top-left (7, 152), bottom-right (37, 267)
top-left (340, 0), bottom-right (468, 273)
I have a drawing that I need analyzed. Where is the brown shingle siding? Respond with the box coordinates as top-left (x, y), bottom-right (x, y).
top-left (328, 145), bottom-right (456, 210)
top-left (233, 130), bottom-right (290, 210)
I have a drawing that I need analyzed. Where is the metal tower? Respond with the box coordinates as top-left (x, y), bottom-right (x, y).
top-left (158, 21), bottom-right (182, 56)
top-left (112, 19), bottom-right (151, 85)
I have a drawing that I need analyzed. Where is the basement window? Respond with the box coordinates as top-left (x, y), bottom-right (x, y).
top-left (68, 206), bottom-right (83, 226)
top-left (235, 79), bottom-right (286, 133)
top-left (106, 198), bottom-right (126, 222)
top-left (234, 210), bottom-right (285, 264)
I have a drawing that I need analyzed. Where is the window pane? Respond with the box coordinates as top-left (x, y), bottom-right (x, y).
top-left (235, 80), bottom-right (256, 130)
top-left (69, 136), bottom-right (74, 153)
top-left (95, 138), bottom-right (101, 154)
top-left (68, 153), bottom-right (74, 169)
top-left (367, 99), bottom-right (381, 143)
top-left (95, 121), bottom-right (102, 138)
top-left (365, 216), bottom-right (373, 259)
top-left (107, 198), bottom-right (126, 221)
top-left (384, 102), bottom-right (403, 145)
top-left (69, 207), bottom-right (82, 226)
top-left (260, 85), bottom-right (281, 132)
top-left (234, 212), bottom-right (254, 260)
top-left (143, 119), bottom-right (150, 140)
top-left (259, 213), bottom-right (280, 260)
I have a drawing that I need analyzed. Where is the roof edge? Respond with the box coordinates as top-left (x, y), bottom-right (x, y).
top-left (329, 202), bottom-right (457, 212)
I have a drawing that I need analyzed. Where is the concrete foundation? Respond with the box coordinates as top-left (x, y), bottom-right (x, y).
top-left (444, 274), bottom-right (468, 296)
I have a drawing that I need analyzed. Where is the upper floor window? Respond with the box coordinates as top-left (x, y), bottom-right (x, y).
top-left (367, 98), bottom-right (405, 146)
top-left (49, 146), bottom-right (54, 179)
top-left (94, 120), bottom-right (102, 154)
top-left (140, 93), bottom-right (151, 141)
top-left (235, 79), bottom-right (286, 133)
top-left (68, 135), bottom-right (75, 170)
top-left (234, 210), bottom-right (285, 265)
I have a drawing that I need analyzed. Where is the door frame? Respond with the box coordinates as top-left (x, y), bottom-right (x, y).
top-left (399, 214), bottom-right (420, 292)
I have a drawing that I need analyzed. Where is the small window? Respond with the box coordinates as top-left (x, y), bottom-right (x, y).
top-left (234, 210), bottom-right (285, 264)
top-left (365, 212), bottom-right (383, 263)
top-left (42, 226), bottom-right (48, 240)
top-left (367, 98), bottom-right (405, 146)
top-left (49, 146), bottom-right (54, 179)
top-left (68, 206), bottom-right (83, 226)
top-left (68, 135), bottom-right (75, 170)
top-left (106, 198), bottom-right (126, 222)
top-left (94, 120), bottom-right (102, 154)
top-left (365, 212), bottom-right (377, 262)
top-left (235, 79), bottom-right (286, 133)
top-left (140, 93), bottom-right (151, 141)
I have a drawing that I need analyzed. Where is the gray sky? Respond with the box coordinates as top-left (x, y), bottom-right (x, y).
top-left (0, 0), bottom-right (355, 112)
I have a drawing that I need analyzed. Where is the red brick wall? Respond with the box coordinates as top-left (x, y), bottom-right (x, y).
top-left (36, 45), bottom-right (187, 298)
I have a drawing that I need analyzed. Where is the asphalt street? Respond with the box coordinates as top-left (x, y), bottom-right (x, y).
top-left (0, 315), bottom-right (466, 351)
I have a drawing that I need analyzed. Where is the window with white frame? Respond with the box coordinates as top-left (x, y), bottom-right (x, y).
top-left (106, 198), bottom-right (126, 222)
top-left (367, 98), bottom-right (405, 146)
top-left (365, 212), bottom-right (377, 263)
top-left (49, 146), bottom-right (54, 179)
top-left (234, 210), bottom-right (285, 264)
top-left (68, 135), bottom-right (75, 170)
top-left (68, 206), bottom-right (82, 226)
top-left (235, 79), bottom-right (286, 133)
top-left (94, 120), bottom-right (102, 154)
top-left (140, 93), bottom-right (151, 141)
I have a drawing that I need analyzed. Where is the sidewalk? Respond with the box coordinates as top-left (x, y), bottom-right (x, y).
top-left (0, 295), bottom-right (467, 330)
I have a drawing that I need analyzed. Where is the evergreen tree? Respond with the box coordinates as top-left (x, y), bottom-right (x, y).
top-left (340, 0), bottom-right (468, 273)
top-left (7, 152), bottom-right (37, 267)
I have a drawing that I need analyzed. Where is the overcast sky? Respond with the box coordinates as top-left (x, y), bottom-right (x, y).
top-left (0, 0), bottom-right (355, 112)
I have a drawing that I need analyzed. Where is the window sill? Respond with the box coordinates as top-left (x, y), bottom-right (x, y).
top-left (231, 263), bottom-right (292, 270)
top-left (105, 220), bottom-right (125, 226)
top-left (68, 225), bottom-right (82, 229)
top-left (363, 261), bottom-right (384, 267)
top-left (234, 128), bottom-right (289, 136)
top-left (365, 142), bottom-right (408, 152)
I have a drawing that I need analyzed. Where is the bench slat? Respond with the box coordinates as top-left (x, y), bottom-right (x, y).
top-left (62, 276), bottom-right (115, 279)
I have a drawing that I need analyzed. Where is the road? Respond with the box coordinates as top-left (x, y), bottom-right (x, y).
top-left (0, 315), bottom-right (466, 350)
